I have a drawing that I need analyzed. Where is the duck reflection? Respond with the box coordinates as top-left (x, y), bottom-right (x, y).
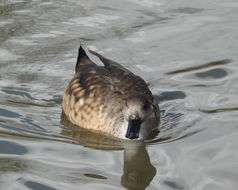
top-left (60, 111), bottom-right (156, 189)
top-left (121, 143), bottom-right (156, 190)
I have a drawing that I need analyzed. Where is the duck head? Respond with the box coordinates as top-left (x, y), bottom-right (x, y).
top-left (123, 94), bottom-right (156, 140)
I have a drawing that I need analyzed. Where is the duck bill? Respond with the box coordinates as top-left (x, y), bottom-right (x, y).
top-left (125, 118), bottom-right (141, 139)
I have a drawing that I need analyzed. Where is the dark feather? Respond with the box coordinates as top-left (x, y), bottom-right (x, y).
top-left (88, 49), bottom-right (153, 100)
top-left (75, 46), bottom-right (95, 73)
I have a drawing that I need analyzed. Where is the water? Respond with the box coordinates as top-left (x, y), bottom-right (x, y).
top-left (1, 0), bottom-right (238, 189)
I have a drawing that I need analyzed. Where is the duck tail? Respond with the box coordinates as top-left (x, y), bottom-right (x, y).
top-left (75, 46), bottom-right (94, 73)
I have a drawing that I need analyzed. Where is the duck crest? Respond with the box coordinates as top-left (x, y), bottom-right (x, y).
top-left (63, 46), bottom-right (160, 140)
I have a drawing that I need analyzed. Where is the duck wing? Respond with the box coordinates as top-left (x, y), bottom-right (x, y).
top-left (88, 50), bottom-right (132, 75)
top-left (71, 47), bottom-right (121, 102)
top-left (89, 50), bottom-right (153, 100)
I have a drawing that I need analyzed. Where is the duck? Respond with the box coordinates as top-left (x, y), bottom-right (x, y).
top-left (62, 46), bottom-right (160, 140)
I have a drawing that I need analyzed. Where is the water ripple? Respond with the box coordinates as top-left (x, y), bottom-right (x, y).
top-left (166, 59), bottom-right (232, 75)
top-left (199, 107), bottom-right (238, 113)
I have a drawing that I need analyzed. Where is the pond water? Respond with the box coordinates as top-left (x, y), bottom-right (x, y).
top-left (1, 0), bottom-right (238, 189)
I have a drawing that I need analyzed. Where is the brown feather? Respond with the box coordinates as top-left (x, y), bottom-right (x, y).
top-left (62, 47), bottom-right (160, 138)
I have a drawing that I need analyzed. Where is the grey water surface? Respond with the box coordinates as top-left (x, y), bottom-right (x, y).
top-left (1, 0), bottom-right (238, 189)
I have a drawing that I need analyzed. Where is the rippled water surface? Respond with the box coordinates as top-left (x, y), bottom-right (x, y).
top-left (1, 0), bottom-right (238, 189)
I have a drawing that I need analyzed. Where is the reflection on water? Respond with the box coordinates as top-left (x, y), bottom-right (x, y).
top-left (154, 91), bottom-right (186, 102)
top-left (195, 68), bottom-right (228, 79)
top-left (2, 89), bottom-right (36, 100)
top-left (199, 107), bottom-right (238, 114)
top-left (0, 140), bottom-right (27, 155)
top-left (60, 111), bottom-right (124, 150)
top-left (0, 157), bottom-right (26, 173)
top-left (61, 111), bottom-right (156, 189)
top-left (166, 59), bottom-right (232, 75)
top-left (121, 143), bottom-right (156, 190)
top-left (61, 114), bottom-right (156, 190)
top-left (24, 181), bottom-right (57, 190)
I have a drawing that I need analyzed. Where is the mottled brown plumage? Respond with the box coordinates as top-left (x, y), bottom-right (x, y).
top-left (62, 46), bottom-right (160, 139)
